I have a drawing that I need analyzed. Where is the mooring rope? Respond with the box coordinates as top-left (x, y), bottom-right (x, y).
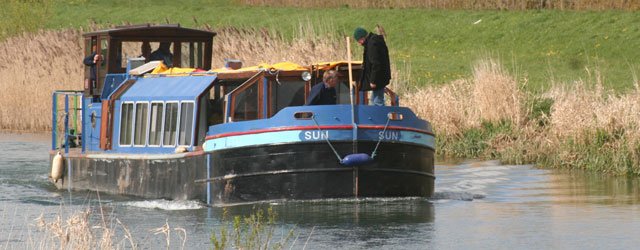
top-left (371, 115), bottom-right (392, 159)
top-left (311, 115), bottom-right (343, 162)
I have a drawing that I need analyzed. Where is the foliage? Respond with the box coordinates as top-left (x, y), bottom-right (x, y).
top-left (526, 97), bottom-right (554, 127)
top-left (211, 206), bottom-right (293, 250)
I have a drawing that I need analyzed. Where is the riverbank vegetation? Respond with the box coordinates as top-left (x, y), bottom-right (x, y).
top-left (404, 58), bottom-right (640, 175)
top-left (2, 1), bottom-right (640, 174)
top-left (19, 202), bottom-right (289, 249)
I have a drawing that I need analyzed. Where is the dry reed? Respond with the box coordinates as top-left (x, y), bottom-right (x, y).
top-left (404, 58), bottom-right (640, 173)
top-left (404, 58), bottom-right (523, 136)
top-left (33, 207), bottom-right (137, 249)
top-left (0, 23), bottom-right (351, 131)
top-left (235, 0), bottom-right (640, 10)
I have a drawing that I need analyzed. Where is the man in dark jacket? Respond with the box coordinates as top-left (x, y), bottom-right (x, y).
top-left (83, 44), bottom-right (102, 98)
top-left (150, 42), bottom-right (173, 67)
top-left (353, 27), bottom-right (391, 106)
top-left (306, 70), bottom-right (338, 105)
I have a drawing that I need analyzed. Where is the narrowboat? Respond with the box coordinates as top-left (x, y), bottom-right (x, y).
top-left (49, 24), bottom-right (435, 205)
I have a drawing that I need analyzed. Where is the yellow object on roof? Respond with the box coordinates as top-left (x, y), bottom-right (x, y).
top-left (312, 61), bottom-right (362, 71)
top-left (212, 61), bottom-right (308, 73)
top-left (149, 62), bottom-right (198, 75)
top-left (147, 60), bottom-right (364, 76)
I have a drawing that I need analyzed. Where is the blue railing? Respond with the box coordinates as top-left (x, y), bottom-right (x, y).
top-left (51, 91), bottom-right (84, 154)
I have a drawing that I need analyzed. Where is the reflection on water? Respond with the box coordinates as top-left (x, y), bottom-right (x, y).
top-left (1, 133), bottom-right (640, 249)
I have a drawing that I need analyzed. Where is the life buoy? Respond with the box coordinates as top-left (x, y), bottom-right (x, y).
top-left (51, 152), bottom-right (64, 183)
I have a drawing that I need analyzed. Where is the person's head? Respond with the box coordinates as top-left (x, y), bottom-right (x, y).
top-left (353, 27), bottom-right (368, 46)
top-left (323, 70), bottom-right (339, 88)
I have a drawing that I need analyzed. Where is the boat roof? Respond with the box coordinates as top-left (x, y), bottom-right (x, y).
top-left (120, 75), bottom-right (217, 102)
top-left (83, 24), bottom-right (216, 39)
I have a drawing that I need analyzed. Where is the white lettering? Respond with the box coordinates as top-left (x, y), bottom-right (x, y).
top-left (304, 131), bottom-right (329, 140)
top-left (379, 131), bottom-right (400, 141)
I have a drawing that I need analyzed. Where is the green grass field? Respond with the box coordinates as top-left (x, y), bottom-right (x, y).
top-left (6, 0), bottom-right (640, 91)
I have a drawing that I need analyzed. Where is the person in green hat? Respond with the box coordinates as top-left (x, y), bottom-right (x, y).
top-left (353, 27), bottom-right (391, 106)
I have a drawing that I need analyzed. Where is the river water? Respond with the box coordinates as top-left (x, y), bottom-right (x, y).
top-left (1, 133), bottom-right (639, 249)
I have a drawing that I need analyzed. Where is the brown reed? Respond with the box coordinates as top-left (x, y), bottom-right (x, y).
top-left (0, 24), bottom-right (352, 132)
top-left (404, 58), bottom-right (523, 136)
top-left (235, 0), bottom-right (640, 10)
top-left (404, 58), bottom-right (640, 173)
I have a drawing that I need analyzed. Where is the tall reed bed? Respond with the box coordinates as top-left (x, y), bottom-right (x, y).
top-left (235, 0), bottom-right (640, 10)
top-left (404, 58), bottom-right (640, 174)
top-left (0, 29), bottom-right (84, 132)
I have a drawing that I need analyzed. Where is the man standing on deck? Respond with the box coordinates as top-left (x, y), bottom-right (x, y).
top-left (306, 70), bottom-right (339, 105)
top-left (353, 27), bottom-right (391, 106)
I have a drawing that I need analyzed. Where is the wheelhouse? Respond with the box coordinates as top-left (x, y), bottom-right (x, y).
top-left (81, 24), bottom-right (215, 100)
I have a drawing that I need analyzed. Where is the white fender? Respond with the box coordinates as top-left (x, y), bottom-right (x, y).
top-left (51, 152), bottom-right (64, 183)
top-left (175, 146), bottom-right (188, 153)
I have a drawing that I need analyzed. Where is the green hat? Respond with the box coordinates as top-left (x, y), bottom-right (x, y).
top-left (353, 27), bottom-right (367, 41)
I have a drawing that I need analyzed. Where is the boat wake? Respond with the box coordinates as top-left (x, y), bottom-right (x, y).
top-left (431, 191), bottom-right (485, 201)
top-left (121, 199), bottom-right (204, 210)
top-left (433, 161), bottom-right (515, 201)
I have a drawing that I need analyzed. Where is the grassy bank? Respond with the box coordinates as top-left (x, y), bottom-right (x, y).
top-left (236, 0), bottom-right (640, 10)
top-left (3, 0), bottom-right (640, 91)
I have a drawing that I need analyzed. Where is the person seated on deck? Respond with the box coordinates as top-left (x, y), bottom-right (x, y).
top-left (149, 42), bottom-right (173, 67)
top-left (305, 70), bottom-right (338, 106)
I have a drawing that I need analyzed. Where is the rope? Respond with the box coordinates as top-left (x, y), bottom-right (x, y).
top-left (311, 115), bottom-right (343, 162)
top-left (371, 115), bottom-right (392, 159)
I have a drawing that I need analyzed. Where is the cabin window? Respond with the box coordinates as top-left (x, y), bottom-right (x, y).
top-left (119, 102), bottom-right (134, 146)
top-left (163, 102), bottom-right (179, 146)
top-left (269, 80), bottom-right (306, 116)
top-left (133, 102), bottom-right (149, 146)
top-left (178, 102), bottom-right (195, 146)
top-left (231, 82), bottom-right (259, 121)
top-left (149, 102), bottom-right (164, 146)
top-left (180, 42), bottom-right (204, 69)
top-left (119, 41), bottom-right (144, 70)
top-left (99, 38), bottom-right (108, 73)
top-left (336, 80), bottom-right (350, 104)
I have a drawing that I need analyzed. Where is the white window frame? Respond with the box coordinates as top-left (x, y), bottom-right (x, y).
top-left (118, 101), bottom-right (135, 147)
top-left (133, 101), bottom-right (149, 147)
top-left (178, 101), bottom-right (196, 146)
top-left (162, 101), bottom-right (180, 147)
top-left (148, 101), bottom-right (164, 147)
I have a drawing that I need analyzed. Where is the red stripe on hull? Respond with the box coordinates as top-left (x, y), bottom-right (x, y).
top-left (205, 125), bottom-right (434, 140)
